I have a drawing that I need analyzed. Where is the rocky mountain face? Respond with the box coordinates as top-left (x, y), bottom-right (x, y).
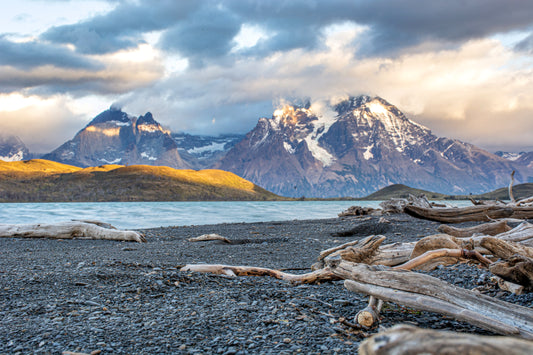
top-left (0, 135), bottom-right (30, 162)
top-left (496, 151), bottom-right (533, 172)
top-left (173, 133), bottom-right (244, 169)
top-left (43, 108), bottom-right (188, 168)
top-left (217, 96), bottom-right (531, 197)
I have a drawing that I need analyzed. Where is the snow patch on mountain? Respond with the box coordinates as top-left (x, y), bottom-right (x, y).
top-left (140, 152), bottom-right (157, 161)
top-left (0, 150), bottom-right (24, 162)
top-left (363, 145), bottom-right (374, 160)
top-left (187, 142), bottom-right (227, 155)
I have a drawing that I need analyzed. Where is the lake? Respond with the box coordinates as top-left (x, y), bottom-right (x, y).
top-left (0, 200), bottom-right (472, 230)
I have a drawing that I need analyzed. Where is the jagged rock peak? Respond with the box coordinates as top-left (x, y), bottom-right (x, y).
top-left (87, 106), bottom-right (131, 126)
top-left (137, 112), bottom-right (157, 125)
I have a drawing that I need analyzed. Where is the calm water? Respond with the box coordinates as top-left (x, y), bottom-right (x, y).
top-left (0, 200), bottom-right (472, 230)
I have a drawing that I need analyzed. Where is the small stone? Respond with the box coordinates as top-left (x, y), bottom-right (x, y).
top-left (283, 338), bottom-right (292, 343)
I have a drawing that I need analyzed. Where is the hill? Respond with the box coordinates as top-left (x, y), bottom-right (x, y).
top-left (360, 184), bottom-right (448, 200)
top-left (361, 183), bottom-right (533, 201)
top-left (0, 159), bottom-right (283, 202)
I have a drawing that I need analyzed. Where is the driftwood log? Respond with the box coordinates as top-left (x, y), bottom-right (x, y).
top-left (182, 254), bottom-right (530, 338)
top-left (0, 221), bottom-right (146, 242)
top-left (187, 234), bottom-right (231, 243)
top-left (334, 261), bottom-right (533, 339)
top-left (358, 324), bottom-right (533, 355)
top-left (438, 220), bottom-right (511, 238)
top-left (405, 205), bottom-right (533, 223)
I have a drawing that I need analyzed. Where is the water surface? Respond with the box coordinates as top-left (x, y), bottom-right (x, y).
top-left (0, 200), bottom-right (472, 230)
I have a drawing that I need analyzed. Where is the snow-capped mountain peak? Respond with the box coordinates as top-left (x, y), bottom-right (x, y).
top-left (0, 135), bottom-right (30, 162)
top-left (218, 95), bottom-right (531, 197)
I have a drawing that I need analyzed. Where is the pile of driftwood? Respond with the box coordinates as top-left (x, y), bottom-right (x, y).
top-left (183, 185), bottom-right (533, 352)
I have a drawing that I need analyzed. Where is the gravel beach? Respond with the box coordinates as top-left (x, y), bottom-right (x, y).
top-left (1, 214), bottom-right (532, 354)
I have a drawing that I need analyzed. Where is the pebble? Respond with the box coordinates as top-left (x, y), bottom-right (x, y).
top-left (1, 215), bottom-right (531, 354)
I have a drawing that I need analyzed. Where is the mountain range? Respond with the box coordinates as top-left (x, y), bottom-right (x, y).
top-left (2, 96), bottom-right (532, 198)
top-left (216, 96), bottom-right (531, 197)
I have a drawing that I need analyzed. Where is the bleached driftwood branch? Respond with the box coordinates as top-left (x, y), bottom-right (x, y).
top-left (0, 221), bottom-right (145, 242)
top-left (334, 261), bottom-right (533, 339)
top-left (188, 234), bottom-right (231, 243)
top-left (358, 324), bottom-right (533, 355)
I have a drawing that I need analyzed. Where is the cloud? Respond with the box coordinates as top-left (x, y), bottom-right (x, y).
top-left (0, 95), bottom-right (88, 153)
top-left (42, 1), bottom-right (201, 54)
top-left (117, 32), bottom-right (533, 151)
top-left (159, 6), bottom-right (241, 64)
top-left (515, 32), bottom-right (533, 54)
top-left (0, 44), bottom-right (164, 95)
top-left (0, 35), bottom-right (100, 70)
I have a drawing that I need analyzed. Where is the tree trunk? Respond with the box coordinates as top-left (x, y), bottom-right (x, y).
top-left (0, 221), bottom-right (145, 242)
top-left (358, 324), bottom-right (533, 355)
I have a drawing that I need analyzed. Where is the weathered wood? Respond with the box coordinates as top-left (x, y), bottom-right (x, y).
top-left (489, 255), bottom-right (533, 291)
top-left (397, 248), bottom-right (491, 271)
top-left (493, 222), bottom-right (533, 247)
top-left (332, 261), bottom-right (533, 338)
top-left (492, 275), bottom-right (525, 295)
top-left (179, 264), bottom-right (340, 284)
top-left (480, 237), bottom-right (533, 260)
top-left (404, 205), bottom-right (516, 223)
top-left (509, 170), bottom-right (516, 204)
top-left (188, 234), bottom-right (231, 243)
top-left (409, 234), bottom-right (460, 270)
top-left (358, 324), bottom-right (533, 355)
top-left (318, 235), bottom-right (385, 261)
top-left (0, 221), bottom-right (146, 242)
top-left (379, 194), bottom-right (432, 214)
top-left (355, 296), bottom-right (383, 328)
top-left (438, 221), bottom-right (511, 238)
top-left (339, 236), bottom-right (387, 264)
top-left (366, 241), bottom-right (414, 267)
top-left (317, 236), bottom-right (414, 268)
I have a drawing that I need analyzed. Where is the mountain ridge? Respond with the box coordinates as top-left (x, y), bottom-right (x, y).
top-left (42, 107), bottom-right (188, 169)
top-left (217, 95), bottom-right (530, 197)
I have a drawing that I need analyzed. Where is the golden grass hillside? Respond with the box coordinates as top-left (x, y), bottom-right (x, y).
top-left (0, 159), bottom-right (284, 202)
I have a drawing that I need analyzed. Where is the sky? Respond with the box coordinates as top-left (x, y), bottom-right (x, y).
top-left (1, 0), bottom-right (533, 154)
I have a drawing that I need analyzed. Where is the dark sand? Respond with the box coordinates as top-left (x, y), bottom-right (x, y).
top-left (1, 214), bottom-right (531, 354)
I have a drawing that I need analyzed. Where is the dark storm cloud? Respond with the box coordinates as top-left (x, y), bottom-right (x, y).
top-left (42, 0), bottom-right (201, 54)
top-left (159, 6), bottom-right (241, 63)
top-left (39, 0), bottom-right (533, 61)
top-left (0, 36), bottom-right (101, 70)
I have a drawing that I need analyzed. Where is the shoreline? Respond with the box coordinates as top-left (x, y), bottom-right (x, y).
top-left (1, 214), bottom-right (531, 354)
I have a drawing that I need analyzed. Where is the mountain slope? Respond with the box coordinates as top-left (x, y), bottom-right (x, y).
top-left (43, 108), bottom-right (188, 169)
top-left (0, 135), bottom-right (31, 162)
top-left (173, 133), bottom-right (244, 169)
top-left (217, 96), bottom-right (529, 198)
top-left (0, 159), bottom-right (281, 202)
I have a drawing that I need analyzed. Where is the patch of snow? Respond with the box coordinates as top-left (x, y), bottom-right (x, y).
top-left (112, 120), bottom-right (131, 126)
top-left (499, 152), bottom-right (523, 161)
top-left (187, 142), bottom-right (227, 155)
top-left (0, 150), bottom-right (24, 162)
top-left (99, 158), bottom-right (122, 164)
top-left (413, 158), bottom-right (422, 164)
top-left (363, 145), bottom-right (374, 160)
top-left (304, 136), bottom-right (335, 166)
top-left (283, 142), bottom-right (295, 154)
top-left (140, 152), bottom-right (157, 161)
